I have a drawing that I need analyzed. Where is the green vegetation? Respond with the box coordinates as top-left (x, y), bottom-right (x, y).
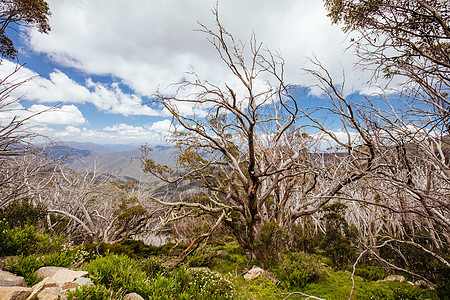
top-left (0, 220), bottom-right (64, 257)
top-left (83, 254), bottom-right (237, 299)
top-left (67, 284), bottom-right (117, 300)
top-left (354, 265), bottom-right (388, 282)
top-left (274, 252), bottom-right (328, 289)
top-left (7, 245), bottom-right (89, 285)
top-left (83, 239), bottom-right (187, 258)
top-left (0, 198), bottom-right (48, 229)
top-left (85, 254), bottom-right (153, 296)
top-left (0, 221), bottom-right (443, 299)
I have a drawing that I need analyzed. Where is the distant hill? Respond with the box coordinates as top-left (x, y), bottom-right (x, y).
top-left (60, 141), bottom-right (142, 153)
top-left (46, 145), bottom-right (91, 160)
top-left (47, 142), bottom-right (176, 181)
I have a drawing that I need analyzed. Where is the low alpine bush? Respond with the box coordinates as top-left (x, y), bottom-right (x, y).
top-left (275, 252), bottom-right (327, 288)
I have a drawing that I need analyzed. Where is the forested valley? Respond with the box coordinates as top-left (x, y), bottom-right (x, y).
top-left (0, 0), bottom-right (448, 299)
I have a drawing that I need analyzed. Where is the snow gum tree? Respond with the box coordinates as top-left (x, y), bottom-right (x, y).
top-left (142, 10), bottom-right (315, 261)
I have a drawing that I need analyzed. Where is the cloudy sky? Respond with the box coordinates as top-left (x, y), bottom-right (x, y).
top-left (0, 0), bottom-right (366, 145)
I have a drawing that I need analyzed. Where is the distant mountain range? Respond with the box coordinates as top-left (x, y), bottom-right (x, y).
top-left (58, 141), bottom-right (144, 153)
top-left (47, 141), bottom-right (176, 181)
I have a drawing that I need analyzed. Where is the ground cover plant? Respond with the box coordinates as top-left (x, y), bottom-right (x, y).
top-left (0, 218), bottom-right (442, 300)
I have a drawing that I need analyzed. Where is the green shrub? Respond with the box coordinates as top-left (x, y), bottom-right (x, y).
top-left (357, 285), bottom-right (393, 300)
top-left (275, 252), bottom-right (327, 288)
top-left (83, 240), bottom-right (187, 259)
top-left (357, 284), bottom-right (425, 300)
top-left (253, 222), bottom-right (287, 268)
top-left (84, 254), bottom-right (151, 296)
top-left (0, 220), bottom-right (65, 256)
top-left (236, 276), bottom-right (280, 300)
top-left (7, 254), bottom-right (42, 285)
top-left (0, 198), bottom-right (47, 228)
top-left (84, 254), bottom-right (237, 299)
top-left (291, 219), bottom-right (322, 254)
top-left (148, 275), bottom-right (179, 300)
top-left (320, 202), bottom-right (358, 270)
top-left (140, 256), bottom-right (168, 278)
top-left (170, 267), bottom-right (237, 300)
top-left (7, 245), bottom-right (89, 285)
top-left (354, 265), bottom-right (388, 281)
top-left (189, 268), bottom-right (236, 299)
top-left (67, 284), bottom-right (117, 300)
top-left (192, 242), bottom-right (247, 274)
top-left (186, 243), bottom-right (216, 267)
top-left (391, 286), bottom-right (422, 300)
top-left (379, 237), bottom-right (450, 290)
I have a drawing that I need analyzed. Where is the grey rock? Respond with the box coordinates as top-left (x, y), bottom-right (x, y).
top-left (60, 282), bottom-right (79, 290)
top-left (243, 266), bottom-right (265, 280)
top-left (0, 287), bottom-right (33, 300)
top-left (0, 270), bottom-right (26, 287)
top-left (378, 275), bottom-right (406, 282)
top-left (123, 293), bottom-right (145, 300)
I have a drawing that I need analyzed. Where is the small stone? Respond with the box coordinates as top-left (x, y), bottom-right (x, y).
top-left (216, 250), bottom-right (229, 256)
top-left (123, 293), bottom-right (145, 300)
top-left (414, 280), bottom-right (434, 290)
top-left (0, 270), bottom-right (26, 287)
top-left (0, 286), bottom-right (33, 300)
top-left (243, 266), bottom-right (265, 280)
top-left (379, 275), bottom-right (406, 282)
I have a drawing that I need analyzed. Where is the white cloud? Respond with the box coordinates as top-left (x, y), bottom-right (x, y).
top-left (98, 120), bottom-right (175, 144)
top-left (0, 101), bottom-right (86, 127)
top-left (0, 60), bottom-right (168, 116)
top-left (0, 61), bottom-right (91, 103)
top-left (148, 119), bottom-right (173, 133)
top-left (312, 129), bottom-right (361, 151)
top-left (28, 104), bottom-right (86, 126)
top-left (25, 0), bottom-right (362, 97)
top-left (87, 80), bottom-right (169, 116)
top-left (6, 0), bottom-right (395, 146)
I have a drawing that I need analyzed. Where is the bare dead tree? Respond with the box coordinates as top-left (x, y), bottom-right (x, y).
top-left (141, 8), bottom-right (315, 261)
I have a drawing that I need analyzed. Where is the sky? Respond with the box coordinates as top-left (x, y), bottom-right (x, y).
top-left (0, 0), bottom-right (370, 145)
